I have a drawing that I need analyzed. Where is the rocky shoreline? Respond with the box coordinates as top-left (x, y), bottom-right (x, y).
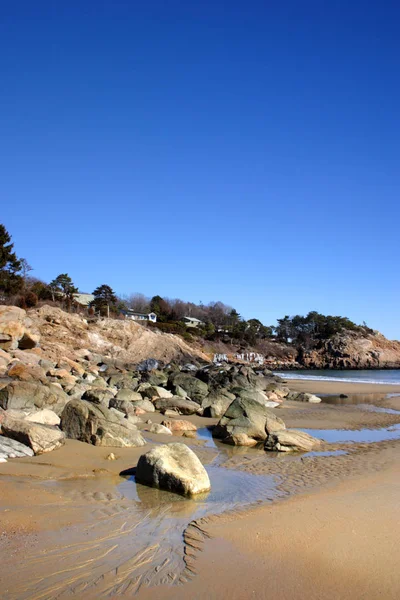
top-left (1, 304), bottom-right (400, 598)
top-left (0, 304), bottom-right (326, 464)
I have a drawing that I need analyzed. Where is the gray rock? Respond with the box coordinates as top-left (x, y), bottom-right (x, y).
top-left (286, 392), bottom-right (322, 404)
top-left (170, 373), bottom-right (208, 403)
top-left (136, 443), bottom-right (210, 496)
top-left (202, 390), bottom-right (236, 418)
top-left (231, 387), bottom-right (274, 406)
top-left (137, 358), bottom-right (159, 372)
top-left (115, 389), bottom-right (142, 402)
top-left (213, 397), bottom-right (286, 445)
top-left (144, 370), bottom-right (168, 386)
top-left (174, 385), bottom-right (188, 398)
top-left (131, 398), bottom-right (155, 413)
top-left (25, 409), bottom-right (60, 426)
top-left (0, 435), bottom-right (34, 458)
top-left (1, 416), bottom-right (65, 454)
top-left (265, 429), bottom-right (322, 452)
top-left (126, 415), bottom-right (143, 425)
top-left (149, 423), bottom-right (173, 435)
top-left (109, 398), bottom-right (138, 417)
top-left (265, 384), bottom-right (290, 398)
top-left (91, 377), bottom-right (108, 388)
top-left (82, 387), bottom-right (114, 407)
top-left (140, 385), bottom-right (173, 400)
top-left (0, 381), bottom-right (69, 416)
top-left (154, 396), bottom-right (201, 415)
top-left (60, 399), bottom-right (146, 447)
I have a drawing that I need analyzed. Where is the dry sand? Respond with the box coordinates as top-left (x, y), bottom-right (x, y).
top-left (0, 380), bottom-right (399, 599)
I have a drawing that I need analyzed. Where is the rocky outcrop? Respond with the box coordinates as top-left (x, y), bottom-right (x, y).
top-left (0, 381), bottom-right (69, 415)
top-left (60, 400), bottom-right (146, 447)
top-left (154, 397), bottom-right (201, 415)
top-left (30, 305), bottom-right (208, 365)
top-left (169, 373), bottom-right (209, 403)
top-left (299, 330), bottom-right (400, 369)
top-left (265, 429), bottom-right (321, 452)
top-left (0, 306), bottom-right (40, 351)
top-left (213, 397), bottom-right (286, 446)
top-left (135, 443), bottom-right (211, 496)
top-left (201, 390), bottom-right (235, 418)
top-left (1, 415), bottom-right (65, 454)
top-left (287, 392), bottom-right (321, 403)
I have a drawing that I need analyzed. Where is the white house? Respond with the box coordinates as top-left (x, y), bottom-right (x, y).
top-left (122, 310), bottom-right (157, 323)
top-left (182, 316), bottom-right (205, 328)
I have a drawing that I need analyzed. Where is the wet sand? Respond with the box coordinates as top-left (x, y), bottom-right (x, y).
top-left (0, 380), bottom-right (400, 598)
top-left (136, 458), bottom-right (400, 600)
top-left (284, 378), bottom-right (400, 396)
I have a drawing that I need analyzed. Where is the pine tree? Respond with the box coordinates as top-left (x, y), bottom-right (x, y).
top-left (49, 273), bottom-right (78, 303)
top-left (92, 284), bottom-right (118, 316)
top-left (0, 224), bottom-right (23, 296)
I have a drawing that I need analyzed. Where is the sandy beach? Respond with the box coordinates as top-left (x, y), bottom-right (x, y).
top-left (280, 377), bottom-right (400, 396)
top-left (0, 380), bottom-right (399, 599)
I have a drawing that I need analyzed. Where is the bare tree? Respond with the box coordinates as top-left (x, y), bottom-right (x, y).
top-left (123, 293), bottom-right (150, 313)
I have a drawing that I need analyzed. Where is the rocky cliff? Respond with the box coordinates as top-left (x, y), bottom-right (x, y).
top-left (25, 305), bottom-right (208, 365)
top-left (299, 330), bottom-right (400, 369)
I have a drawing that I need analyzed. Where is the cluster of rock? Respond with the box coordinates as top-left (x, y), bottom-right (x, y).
top-left (0, 305), bottom-right (321, 465)
top-left (299, 329), bottom-right (400, 369)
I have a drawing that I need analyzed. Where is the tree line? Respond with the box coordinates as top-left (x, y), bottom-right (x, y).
top-left (0, 223), bottom-right (370, 347)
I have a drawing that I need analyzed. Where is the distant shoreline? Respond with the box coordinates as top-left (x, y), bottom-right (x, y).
top-left (280, 378), bottom-right (400, 395)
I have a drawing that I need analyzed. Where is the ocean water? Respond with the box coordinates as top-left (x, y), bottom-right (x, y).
top-left (274, 369), bottom-right (400, 385)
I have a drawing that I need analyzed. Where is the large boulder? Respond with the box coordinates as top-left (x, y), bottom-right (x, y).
top-left (0, 306), bottom-right (40, 351)
top-left (232, 387), bottom-right (280, 408)
top-left (60, 399), bottom-right (146, 447)
top-left (143, 370), bottom-right (168, 386)
top-left (115, 389), bottom-right (142, 402)
top-left (213, 397), bottom-right (285, 445)
top-left (154, 396), bottom-right (201, 415)
top-left (25, 409), bottom-right (61, 426)
top-left (135, 443), bottom-right (210, 496)
top-left (137, 358), bottom-right (159, 372)
top-left (140, 385), bottom-right (173, 400)
top-left (82, 387), bottom-right (114, 406)
top-left (265, 429), bottom-right (322, 452)
top-left (170, 373), bottom-right (209, 403)
top-left (130, 398), bottom-right (155, 413)
top-left (0, 381), bottom-right (69, 415)
top-left (202, 390), bottom-right (236, 418)
top-left (286, 392), bottom-right (322, 404)
top-left (0, 435), bottom-right (34, 459)
top-left (1, 416), bottom-right (65, 454)
top-left (149, 423), bottom-right (172, 435)
top-left (109, 398), bottom-right (139, 417)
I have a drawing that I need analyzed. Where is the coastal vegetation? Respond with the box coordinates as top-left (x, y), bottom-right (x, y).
top-left (0, 222), bottom-right (386, 366)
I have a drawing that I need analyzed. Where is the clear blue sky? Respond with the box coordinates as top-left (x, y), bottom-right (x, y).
top-left (1, 1), bottom-right (399, 338)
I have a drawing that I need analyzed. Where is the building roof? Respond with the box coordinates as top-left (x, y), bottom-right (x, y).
top-left (122, 310), bottom-right (156, 317)
top-left (73, 293), bottom-right (95, 306)
top-left (183, 316), bottom-right (204, 323)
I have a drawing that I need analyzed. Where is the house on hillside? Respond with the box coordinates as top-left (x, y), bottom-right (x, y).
top-left (73, 293), bottom-right (95, 307)
top-left (182, 316), bottom-right (205, 328)
top-left (121, 309), bottom-right (157, 323)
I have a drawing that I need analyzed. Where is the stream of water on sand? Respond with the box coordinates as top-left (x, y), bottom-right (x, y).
top-left (5, 395), bottom-right (400, 600)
